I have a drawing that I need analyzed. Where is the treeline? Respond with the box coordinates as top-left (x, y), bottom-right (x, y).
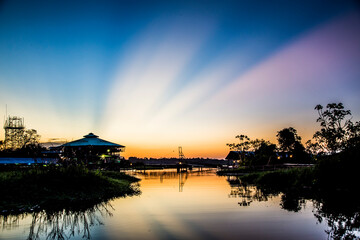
top-left (0, 144), bottom-right (45, 158)
top-left (227, 103), bottom-right (360, 166)
top-left (128, 157), bottom-right (221, 160)
top-left (235, 103), bottom-right (360, 239)
top-left (0, 129), bottom-right (44, 157)
top-left (129, 157), bottom-right (225, 167)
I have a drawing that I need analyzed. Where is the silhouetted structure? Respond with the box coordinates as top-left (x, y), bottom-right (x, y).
top-left (225, 151), bottom-right (256, 168)
top-left (225, 151), bottom-right (241, 168)
top-left (3, 116), bottom-right (25, 150)
top-left (61, 133), bottom-right (125, 164)
top-left (178, 146), bottom-right (185, 159)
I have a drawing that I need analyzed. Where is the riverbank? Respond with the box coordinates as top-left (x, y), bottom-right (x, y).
top-left (216, 164), bottom-right (314, 176)
top-left (239, 147), bottom-right (360, 192)
top-left (0, 165), bottom-right (140, 213)
top-left (239, 167), bottom-right (316, 191)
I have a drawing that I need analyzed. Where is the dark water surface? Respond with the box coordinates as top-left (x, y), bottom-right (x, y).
top-left (1, 169), bottom-right (358, 239)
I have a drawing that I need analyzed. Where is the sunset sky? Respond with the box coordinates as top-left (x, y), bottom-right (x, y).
top-left (1, 1), bottom-right (360, 158)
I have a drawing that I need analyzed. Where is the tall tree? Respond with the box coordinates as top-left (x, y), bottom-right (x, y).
top-left (22, 129), bottom-right (40, 148)
top-left (346, 120), bottom-right (360, 150)
top-left (313, 103), bottom-right (352, 153)
top-left (276, 127), bottom-right (301, 152)
top-left (226, 134), bottom-right (251, 152)
top-left (227, 136), bottom-right (277, 166)
top-left (226, 135), bottom-right (252, 166)
top-left (254, 140), bottom-right (276, 165)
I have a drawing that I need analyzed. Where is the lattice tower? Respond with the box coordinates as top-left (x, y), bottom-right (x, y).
top-left (178, 146), bottom-right (185, 159)
top-left (4, 116), bottom-right (25, 149)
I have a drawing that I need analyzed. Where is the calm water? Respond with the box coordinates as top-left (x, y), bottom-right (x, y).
top-left (1, 169), bottom-right (358, 239)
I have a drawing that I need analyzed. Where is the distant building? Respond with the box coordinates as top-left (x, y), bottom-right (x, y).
top-left (225, 151), bottom-right (240, 168)
top-left (225, 151), bottom-right (255, 168)
top-left (61, 133), bottom-right (125, 164)
top-left (275, 152), bottom-right (293, 162)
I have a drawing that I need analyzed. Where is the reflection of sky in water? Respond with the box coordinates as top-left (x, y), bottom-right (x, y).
top-left (0, 202), bottom-right (113, 240)
top-left (101, 170), bottom-right (326, 240)
top-left (0, 170), bottom-right (330, 239)
top-left (1, 170), bottom-right (358, 239)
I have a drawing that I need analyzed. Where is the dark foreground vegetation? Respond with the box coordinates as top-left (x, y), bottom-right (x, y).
top-left (235, 147), bottom-right (360, 239)
top-left (240, 147), bottom-right (360, 192)
top-left (227, 103), bottom-right (360, 239)
top-left (225, 103), bottom-right (360, 167)
top-left (239, 102), bottom-right (360, 193)
top-left (0, 165), bottom-right (140, 213)
top-left (235, 150), bottom-right (360, 239)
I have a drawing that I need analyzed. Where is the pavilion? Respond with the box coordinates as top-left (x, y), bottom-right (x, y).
top-left (61, 133), bottom-right (125, 164)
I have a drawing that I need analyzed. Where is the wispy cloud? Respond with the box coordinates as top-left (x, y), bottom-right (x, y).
top-left (101, 15), bottom-right (216, 143)
top-left (202, 12), bottom-right (360, 139)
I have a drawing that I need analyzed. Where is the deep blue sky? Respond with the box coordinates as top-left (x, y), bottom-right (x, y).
top-left (1, 0), bottom-right (359, 157)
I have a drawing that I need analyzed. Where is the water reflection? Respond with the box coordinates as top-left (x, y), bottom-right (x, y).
top-left (226, 176), bottom-right (360, 239)
top-left (131, 168), bottom-right (214, 179)
top-left (313, 196), bottom-right (360, 240)
top-left (178, 171), bottom-right (188, 192)
top-left (227, 176), bottom-right (272, 206)
top-left (2, 170), bottom-right (358, 239)
top-left (129, 168), bottom-right (213, 192)
top-left (1, 202), bottom-right (113, 240)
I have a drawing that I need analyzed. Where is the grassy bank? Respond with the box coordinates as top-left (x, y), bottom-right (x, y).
top-left (239, 147), bottom-right (360, 192)
top-left (240, 167), bottom-right (316, 191)
top-left (0, 165), bottom-right (140, 213)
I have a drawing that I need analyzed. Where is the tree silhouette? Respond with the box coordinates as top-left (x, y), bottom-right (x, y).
top-left (226, 135), bottom-right (251, 166)
top-left (253, 140), bottom-right (276, 165)
top-left (276, 127), bottom-right (301, 152)
top-left (22, 129), bottom-right (40, 148)
top-left (346, 120), bottom-right (360, 150)
top-left (227, 136), bottom-right (277, 166)
top-left (226, 135), bottom-right (251, 152)
top-left (312, 103), bottom-right (357, 153)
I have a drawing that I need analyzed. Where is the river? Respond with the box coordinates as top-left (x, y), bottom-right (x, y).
top-left (0, 169), bottom-right (358, 239)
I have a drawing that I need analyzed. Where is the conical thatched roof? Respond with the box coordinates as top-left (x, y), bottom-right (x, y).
top-left (62, 133), bottom-right (125, 148)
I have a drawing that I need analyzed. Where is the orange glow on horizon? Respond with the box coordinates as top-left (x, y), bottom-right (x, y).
top-left (2, 13), bottom-right (359, 160)
top-left (27, 123), bottom-right (318, 159)
top-left (120, 143), bottom-right (230, 159)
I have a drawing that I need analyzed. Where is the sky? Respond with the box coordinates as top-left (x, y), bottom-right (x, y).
top-left (0, 0), bottom-right (360, 158)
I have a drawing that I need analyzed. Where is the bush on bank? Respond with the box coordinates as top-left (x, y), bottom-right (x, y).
top-left (240, 147), bottom-right (360, 192)
top-left (0, 165), bottom-right (140, 212)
